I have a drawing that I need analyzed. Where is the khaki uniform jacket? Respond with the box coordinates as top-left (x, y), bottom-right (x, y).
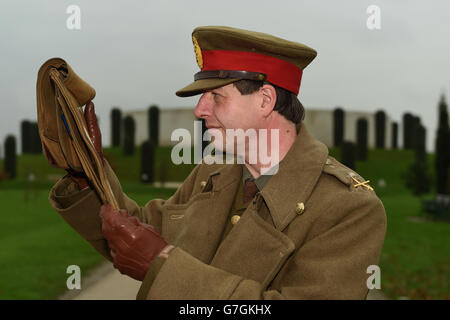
top-left (49, 123), bottom-right (387, 300)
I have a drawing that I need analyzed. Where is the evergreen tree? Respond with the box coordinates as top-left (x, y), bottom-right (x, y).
top-left (123, 116), bottom-right (136, 156)
top-left (414, 123), bottom-right (426, 163)
top-left (141, 140), bottom-right (155, 183)
top-left (403, 113), bottom-right (414, 149)
top-left (341, 141), bottom-right (356, 170)
top-left (30, 122), bottom-right (42, 154)
top-left (148, 105), bottom-right (160, 146)
top-left (4, 135), bottom-right (17, 179)
top-left (391, 122), bottom-right (398, 149)
top-left (375, 110), bottom-right (386, 149)
top-left (333, 107), bottom-right (345, 147)
top-left (111, 108), bottom-right (122, 147)
top-left (405, 123), bottom-right (432, 196)
top-left (21, 120), bottom-right (32, 154)
top-left (435, 94), bottom-right (450, 195)
top-left (356, 118), bottom-right (368, 161)
top-left (410, 116), bottom-right (421, 150)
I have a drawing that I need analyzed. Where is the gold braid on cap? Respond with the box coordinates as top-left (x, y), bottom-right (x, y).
top-left (192, 36), bottom-right (203, 69)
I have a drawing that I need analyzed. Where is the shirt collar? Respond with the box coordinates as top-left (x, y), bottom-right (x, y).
top-left (242, 164), bottom-right (277, 191)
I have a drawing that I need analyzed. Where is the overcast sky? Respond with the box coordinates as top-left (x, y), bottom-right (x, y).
top-left (1, 0), bottom-right (449, 153)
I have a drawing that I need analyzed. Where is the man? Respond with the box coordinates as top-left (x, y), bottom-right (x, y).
top-left (48, 26), bottom-right (386, 299)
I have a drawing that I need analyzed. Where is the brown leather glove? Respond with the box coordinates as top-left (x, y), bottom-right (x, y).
top-left (84, 101), bottom-right (104, 164)
top-left (99, 204), bottom-right (170, 281)
top-left (47, 100), bottom-right (103, 189)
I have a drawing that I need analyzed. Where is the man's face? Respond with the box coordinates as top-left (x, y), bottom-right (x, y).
top-left (194, 83), bottom-right (263, 155)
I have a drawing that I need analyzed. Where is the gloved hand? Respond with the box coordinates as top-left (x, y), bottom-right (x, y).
top-left (45, 100), bottom-right (104, 189)
top-left (66, 100), bottom-right (104, 189)
top-left (99, 204), bottom-right (173, 281)
top-left (83, 100), bottom-right (104, 164)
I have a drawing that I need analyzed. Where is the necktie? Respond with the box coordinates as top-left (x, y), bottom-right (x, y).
top-left (243, 179), bottom-right (259, 203)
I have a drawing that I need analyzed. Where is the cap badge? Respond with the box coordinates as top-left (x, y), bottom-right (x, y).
top-left (192, 36), bottom-right (203, 69)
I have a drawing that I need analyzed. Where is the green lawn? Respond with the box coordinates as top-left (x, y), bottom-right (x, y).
top-left (5, 146), bottom-right (196, 183)
top-left (0, 147), bottom-right (449, 299)
top-left (0, 179), bottom-right (176, 300)
top-left (379, 193), bottom-right (450, 299)
top-left (329, 147), bottom-right (450, 299)
top-left (0, 187), bottom-right (104, 299)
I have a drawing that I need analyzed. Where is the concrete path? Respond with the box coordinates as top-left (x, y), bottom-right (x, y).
top-left (59, 262), bottom-right (141, 300)
top-left (59, 262), bottom-right (389, 300)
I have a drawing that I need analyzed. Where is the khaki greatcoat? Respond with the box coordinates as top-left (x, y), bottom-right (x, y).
top-left (49, 123), bottom-right (387, 299)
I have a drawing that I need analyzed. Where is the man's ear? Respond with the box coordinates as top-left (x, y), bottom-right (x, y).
top-left (259, 84), bottom-right (277, 117)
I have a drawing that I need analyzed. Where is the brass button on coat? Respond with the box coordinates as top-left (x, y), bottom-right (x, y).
top-left (296, 202), bottom-right (305, 214)
top-left (231, 215), bottom-right (241, 225)
top-left (200, 181), bottom-right (207, 188)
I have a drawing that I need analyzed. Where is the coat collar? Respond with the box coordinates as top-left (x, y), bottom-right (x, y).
top-left (261, 123), bottom-right (328, 230)
top-left (205, 122), bottom-right (328, 231)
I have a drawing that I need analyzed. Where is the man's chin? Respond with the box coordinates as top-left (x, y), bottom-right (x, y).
top-left (206, 127), bottom-right (222, 136)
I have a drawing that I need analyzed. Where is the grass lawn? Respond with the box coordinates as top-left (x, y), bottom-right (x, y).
top-left (329, 148), bottom-right (450, 299)
top-left (379, 193), bottom-right (450, 299)
top-left (6, 146), bottom-right (196, 183)
top-left (0, 179), bottom-right (176, 300)
top-left (0, 147), bottom-right (449, 299)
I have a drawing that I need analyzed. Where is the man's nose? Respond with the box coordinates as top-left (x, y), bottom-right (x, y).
top-left (194, 93), bottom-right (212, 119)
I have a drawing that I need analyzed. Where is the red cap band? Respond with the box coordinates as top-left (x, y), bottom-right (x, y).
top-left (201, 50), bottom-right (303, 95)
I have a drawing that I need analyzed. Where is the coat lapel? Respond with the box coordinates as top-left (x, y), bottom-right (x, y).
top-left (174, 163), bottom-right (242, 264)
top-left (208, 124), bottom-right (329, 286)
top-left (261, 123), bottom-right (329, 231)
top-left (210, 205), bottom-right (295, 287)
